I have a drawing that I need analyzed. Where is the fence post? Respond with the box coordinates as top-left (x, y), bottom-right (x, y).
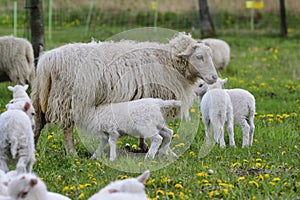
top-left (48, 0), bottom-right (52, 41)
top-left (13, 0), bottom-right (17, 36)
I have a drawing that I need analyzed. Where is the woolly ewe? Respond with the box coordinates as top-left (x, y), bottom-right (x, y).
top-left (32, 32), bottom-right (218, 155)
top-left (89, 170), bottom-right (150, 200)
top-left (0, 36), bottom-right (35, 86)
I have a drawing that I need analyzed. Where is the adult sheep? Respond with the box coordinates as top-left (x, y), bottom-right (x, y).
top-left (199, 38), bottom-right (230, 70)
top-left (31, 32), bottom-right (218, 155)
top-left (0, 36), bottom-right (35, 86)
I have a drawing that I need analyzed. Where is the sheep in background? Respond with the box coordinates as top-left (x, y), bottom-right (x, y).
top-left (196, 78), bottom-right (255, 147)
top-left (0, 101), bottom-right (35, 174)
top-left (89, 170), bottom-right (150, 200)
top-left (199, 78), bottom-right (235, 148)
top-left (199, 38), bottom-right (231, 70)
top-left (80, 98), bottom-right (180, 160)
top-left (31, 32), bottom-right (218, 155)
top-left (7, 173), bottom-right (71, 200)
top-left (0, 36), bottom-right (35, 86)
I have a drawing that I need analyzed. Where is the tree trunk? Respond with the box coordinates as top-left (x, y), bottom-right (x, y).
top-left (29, 0), bottom-right (44, 66)
top-left (279, 0), bottom-right (287, 37)
top-left (198, 0), bottom-right (215, 37)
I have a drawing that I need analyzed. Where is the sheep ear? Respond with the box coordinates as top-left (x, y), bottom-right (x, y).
top-left (24, 84), bottom-right (29, 91)
top-left (23, 102), bottom-right (31, 112)
top-left (177, 44), bottom-right (196, 60)
top-left (8, 86), bottom-right (14, 92)
top-left (30, 179), bottom-right (38, 186)
top-left (221, 78), bottom-right (228, 84)
top-left (136, 170), bottom-right (150, 183)
top-left (108, 189), bottom-right (118, 194)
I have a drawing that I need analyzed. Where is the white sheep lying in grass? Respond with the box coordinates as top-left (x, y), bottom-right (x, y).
top-left (5, 173), bottom-right (71, 200)
top-left (89, 170), bottom-right (150, 200)
top-left (0, 36), bottom-right (35, 86)
top-left (199, 38), bottom-right (231, 70)
top-left (79, 98), bottom-right (180, 160)
top-left (0, 102), bottom-right (35, 174)
top-left (199, 78), bottom-right (235, 148)
top-left (195, 78), bottom-right (256, 147)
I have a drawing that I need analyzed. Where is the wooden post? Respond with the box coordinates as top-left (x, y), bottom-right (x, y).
top-left (279, 0), bottom-right (287, 37)
top-left (198, 0), bottom-right (215, 37)
top-left (13, 0), bottom-right (17, 36)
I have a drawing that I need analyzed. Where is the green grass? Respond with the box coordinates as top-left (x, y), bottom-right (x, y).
top-left (0, 26), bottom-right (299, 200)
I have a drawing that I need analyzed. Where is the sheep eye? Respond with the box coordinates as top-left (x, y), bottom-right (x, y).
top-left (199, 84), bottom-right (203, 87)
top-left (32, 113), bottom-right (35, 116)
top-left (196, 54), bottom-right (204, 61)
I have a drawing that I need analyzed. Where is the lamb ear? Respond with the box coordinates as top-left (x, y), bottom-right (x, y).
top-left (136, 170), bottom-right (150, 183)
top-left (8, 86), bottom-right (14, 92)
top-left (221, 78), bottom-right (228, 85)
top-left (23, 84), bottom-right (29, 91)
top-left (23, 102), bottom-right (31, 112)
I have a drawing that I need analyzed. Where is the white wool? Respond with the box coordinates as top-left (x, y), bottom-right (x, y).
top-left (7, 84), bottom-right (31, 103)
top-left (7, 173), bottom-right (71, 200)
top-left (0, 36), bottom-right (35, 86)
top-left (0, 103), bottom-right (35, 174)
top-left (200, 38), bottom-right (231, 70)
top-left (31, 32), bottom-right (218, 155)
top-left (196, 78), bottom-right (256, 147)
top-left (200, 78), bottom-right (235, 147)
top-left (0, 170), bottom-right (8, 196)
top-left (89, 170), bottom-right (150, 200)
top-left (79, 98), bottom-right (179, 160)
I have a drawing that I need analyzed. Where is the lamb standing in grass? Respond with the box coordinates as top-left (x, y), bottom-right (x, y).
top-left (199, 78), bottom-right (235, 147)
top-left (199, 38), bottom-right (231, 70)
top-left (0, 102), bottom-right (35, 174)
top-left (0, 36), bottom-right (35, 86)
top-left (89, 170), bottom-right (150, 200)
top-left (79, 98), bottom-right (180, 160)
top-left (31, 32), bottom-right (218, 155)
top-left (195, 78), bottom-right (256, 147)
top-left (6, 173), bottom-right (71, 200)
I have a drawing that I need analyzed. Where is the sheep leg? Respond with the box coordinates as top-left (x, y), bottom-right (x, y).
top-left (16, 156), bottom-right (28, 174)
top-left (248, 116), bottom-right (255, 146)
top-left (0, 151), bottom-right (9, 172)
top-left (108, 132), bottom-right (119, 161)
top-left (138, 138), bottom-right (149, 153)
top-left (145, 133), bottom-right (163, 159)
top-left (34, 111), bottom-right (46, 147)
top-left (63, 126), bottom-right (77, 156)
top-left (91, 133), bottom-right (108, 159)
top-left (215, 126), bottom-right (226, 148)
top-left (237, 118), bottom-right (250, 148)
top-left (158, 127), bottom-right (177, 157)
top-left (226, 117), bottom-right (236, 148)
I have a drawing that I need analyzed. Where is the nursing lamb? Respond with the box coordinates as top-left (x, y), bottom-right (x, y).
top-left (32, 32), bottom-right (218, 155)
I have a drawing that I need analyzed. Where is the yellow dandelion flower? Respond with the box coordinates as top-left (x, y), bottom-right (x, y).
top-left (190, 108), bottom-right (195, 113)
top-left (47, 135), bottom-right (53, 140)
top-left (156, 189), bottom-right (164, 195)
top-left (281, 151), bottom-right (286, 155)
top-left (260, 82), bottom-right (266, 87)
top-left (175, 183), bottom-right (183, 189)
top-left (256, 151), bottom-right (261, 155)
top-left (219, 183), bottom-right (228, 187)
top-left (162, 177), bottom-right (171, 183)
top-left (172, 133), bottom-right (179, 138)
top-left (35, 153), bottom-right (39, 158)
top-left (209, 190), bottom-right (218, 198)
top-left (175, 143), bottom-right (185, 148)
top-left (56, 176), bottom-right (62, 181)
top-left (230, 162), bottom-right (241, 168)
top-left (252, 196), bottom-right (256, 200)
top-left (189, 151), bottom-right (195, 156)
top-left (167, 191), bottom-right (175, 198)
top-left (259, 174), bottom-right (264, 181)
top-left (75, 161), bottom-right (80, 166)
top-left (78, 193), bottom-right (85, 198)
top-left (243, 159), bottom-right (249, 163)
top-left (249, 181), bottom-right (259, 187)
top-left (237, 176), bottom-right (246, 181)
top-left (147, 178), bottom-right (155, 184)
top-left (197, 172), bottom-right (208, 177)
top-left (223, 188), bottom-right (229, 195)
top-left (255, 158), bottom-right (262, 162)
top-left (272, 177), bottom-right (281, 182)
top-left (95, 162), bottom-right (101, 167)
top-left (255, 163), bottom-right (262, 167)
top-left (200, 179), bottom-right (209, 184)
top-left (79, 184), bottom-right (85, 189)
top-left (269, 182), bottom-right (276, 186)
top-left (229, 184), bottom-right (234, 188)
top-left (132, 144), bottom-right (137, 149)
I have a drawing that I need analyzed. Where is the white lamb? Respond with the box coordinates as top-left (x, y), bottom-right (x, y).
top-left (6, 173), bottom-right (71, 200)
top-left (79, 98), bottom-right (180, 160)
top-left (0, 170), bottom-right (17, 197)
top-left (0, 102), bottom-right (35, 174)
top-left (7, 84), bottom-right (31, 103)
top-left (199, 78), bottom-right (235, 148)
top-left (195, 78), bottom-right (256, 147)
top-left (89, 170), bottom-right (150, 200)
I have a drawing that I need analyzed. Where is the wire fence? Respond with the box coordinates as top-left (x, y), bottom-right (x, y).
top-left (1, 0), bottom-right (300, 39)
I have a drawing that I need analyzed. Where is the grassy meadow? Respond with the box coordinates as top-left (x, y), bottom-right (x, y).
top-left (0, 2), bottom-right (300, 198)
